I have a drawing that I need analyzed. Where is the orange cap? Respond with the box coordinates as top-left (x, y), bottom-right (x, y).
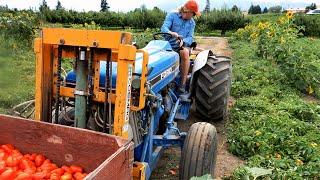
top-left (184, 0), bottom-right (201, 16)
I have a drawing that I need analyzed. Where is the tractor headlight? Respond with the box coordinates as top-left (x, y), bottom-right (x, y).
top-left (132, 77), bottom-right (141, 89)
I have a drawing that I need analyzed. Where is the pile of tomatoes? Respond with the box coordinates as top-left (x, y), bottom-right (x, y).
top-left (0, 144), bottom-right (88, 180)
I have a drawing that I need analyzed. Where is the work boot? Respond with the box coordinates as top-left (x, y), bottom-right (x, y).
top-left (178, 84), bottom-right (186, 94)
top-left (178, 84), bottom-right (190, 101)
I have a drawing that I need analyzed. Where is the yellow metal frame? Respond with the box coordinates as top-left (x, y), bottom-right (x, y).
top-left (132, 162), bottom-right (147, 180)
top-left (35, 28), bottom-right (149, 179)
top-left (35, 28), bottom-right (148, 179)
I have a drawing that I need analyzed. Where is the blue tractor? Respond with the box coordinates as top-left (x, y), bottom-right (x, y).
top-left (35, 29), bottom-right (232, 179)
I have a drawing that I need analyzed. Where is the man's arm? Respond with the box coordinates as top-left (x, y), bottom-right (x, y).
top-left (183, 21), bottom-right (195, 46)
top-left (161, 13), bottom-right (173, 33)
top-left (161, 13), bottom-right (179, 38)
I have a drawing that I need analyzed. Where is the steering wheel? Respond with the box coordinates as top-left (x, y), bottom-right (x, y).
top-left (153, 32), bottom-right (183, 49)
top-left (153, 32), bottom-right (173, 40)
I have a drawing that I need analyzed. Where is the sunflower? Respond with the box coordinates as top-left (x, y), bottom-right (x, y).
top-left (286, 11), bottom-right (294, 19)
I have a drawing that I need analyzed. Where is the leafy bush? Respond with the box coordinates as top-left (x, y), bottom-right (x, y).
top-left (233, 13), bottom-right (320, 97)
top-left (294, 14), bottom-right (320, 37)
top-left (39, 7), bottom-right (166, 30)
top-left (0, 11), bottom-right (39, 43)
top-left (228, 40), bottom-right (320, 179)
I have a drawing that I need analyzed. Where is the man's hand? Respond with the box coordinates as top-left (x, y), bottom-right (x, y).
top-left (178, 37), bottom-right (184, 47)
top-left (169, 31), bottom-right (183, 48)
top-left (169, 31), bottom-right (179, 39)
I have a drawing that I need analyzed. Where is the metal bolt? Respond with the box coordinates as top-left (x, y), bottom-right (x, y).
top-left (59, 39), bottom-right (65, 45)
top-left (93, 41), bottom-right (99, 47)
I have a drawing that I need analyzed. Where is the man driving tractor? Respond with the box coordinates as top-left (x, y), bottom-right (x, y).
top-left (161, 0), bottom-right (201, 94)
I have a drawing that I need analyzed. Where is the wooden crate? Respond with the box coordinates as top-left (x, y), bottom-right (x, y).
top-left (0, 114), bottom-right (134, 179)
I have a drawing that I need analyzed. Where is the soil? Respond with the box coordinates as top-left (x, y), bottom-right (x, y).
top-left (151, 37), bottom-right (244, 179)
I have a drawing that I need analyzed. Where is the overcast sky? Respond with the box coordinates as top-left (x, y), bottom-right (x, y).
top-left (1, 0), bottom-right (319, 12)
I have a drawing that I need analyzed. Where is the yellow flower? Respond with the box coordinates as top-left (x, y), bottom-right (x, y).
top-left (295, 159), bottom-right (304, 165)
top-left (286, 11), bottom-right (294, 19)
top-left (307, 85), bottom-right (314, 94)
top-left (255, 130), bottom-right (262, 136)
top-left (267, 31), bottom-right (274, 38)
top-left (311, 142), bottom-right (318, 148)
top-left (278, 17), bottom-right (287, 24)
top-left (275, 153), bottom-right (281, 160)
top-left (280, 37), bottom-right (286, 44)
top-left (258, 22), bottom-right (265, 29)
top-left (264, 22), bottom-right (271, 28)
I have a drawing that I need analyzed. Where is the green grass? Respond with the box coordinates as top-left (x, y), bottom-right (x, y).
top-left (228, 39), bottom-right (320, 179)
top-left (0, 36), bottom-right (35, 113)
top-left (195, 30), bottom-right (234, 37)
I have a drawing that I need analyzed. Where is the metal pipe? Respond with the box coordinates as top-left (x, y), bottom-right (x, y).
top-left (87, 48), bottom-right (94, 116)
top-left (54, 46), bottom-right (63, 124)
top-left (74, 47), bottom-right (87, 128)
top-left (164, 98), bottom-right (180, 137)
top-left (103, 49), bottom-right (111, 133)
top-left (108, 56), bottom-right (113, 134)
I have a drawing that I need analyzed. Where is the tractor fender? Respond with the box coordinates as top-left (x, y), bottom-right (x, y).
top-left (189, 50), bottom-right (212, 92)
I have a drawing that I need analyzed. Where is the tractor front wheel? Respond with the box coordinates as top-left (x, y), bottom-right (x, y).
top-left (179, 122), bottom-right (217, 179)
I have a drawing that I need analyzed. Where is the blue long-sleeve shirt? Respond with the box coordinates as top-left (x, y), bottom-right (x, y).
top-left (161, 12), bottom-right (195, 50)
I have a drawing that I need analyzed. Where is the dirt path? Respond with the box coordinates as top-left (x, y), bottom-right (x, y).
top-left (151, 37), bottom-right (244, 179)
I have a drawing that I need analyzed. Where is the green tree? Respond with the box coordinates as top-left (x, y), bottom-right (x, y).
top-left (56, 0), bottom-right (63, 10)
top-left (39, 0), bottom-right (49, 12)
top-left (305, 3), bottom-right (317, 11)
top-left (254, 5), bottom-right (261, 14)
top-left (268, 5), bottom-right (282, 13)
top-left (248, 5), bottom-right (253, 14)
top-left (0, 5), bottom-right (9, 12)
top-left (263, 7), bottom-right (268, 13)
top-left (232, 5), bottom-right (239, 12)
top-left (197, 9), bottom-right (249, 36)
top-left (248, 5), bottom-right (261, 14)
top-left (100, 0), bottom-right (110, 12)
top-left (204, 0), bottom-right (210, 13)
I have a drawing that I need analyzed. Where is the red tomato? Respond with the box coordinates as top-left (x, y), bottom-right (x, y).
top-left (61, 166), bottom-right (72, 173)
top-left (19, 158), bottom-right (30, 170)
top-left (60, 173), bottom-right (73, 180)
top-left (0, 161), bottom-right (6, 174)
top-left (32, 172), bottom-right (46, 180)
top-left (74, 172), bottom-right (87, 180)
top-left (29, 154), bottom-right (37, 161)
top-left (51, 168), bottom-right (64, 176)
top-left (70, 165), bottom-right (83, 173)
top-left (1, 144), bottom-right (14, 154)
top-left (15, 172), bottom-right (32, 180)
top-left (5, 156), bottom-right (20, 167)
top-left (23, 166), bottom-right (36, 175)
top-left (49, 173), bottom-right (61, 180)
top-left (23, 154), bottom-right (32, 161)
top-left (34, 154), bottom-right (45, 167)
top-left (0, 150), bottom-right (7, 161)
top-left (0, 168), bottom-right (17, 180)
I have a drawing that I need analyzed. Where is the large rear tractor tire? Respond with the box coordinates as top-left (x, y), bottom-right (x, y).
top-left (180, 122), bottom-right (217, 179)
top-left (195, 54), bottom-right (231, 121)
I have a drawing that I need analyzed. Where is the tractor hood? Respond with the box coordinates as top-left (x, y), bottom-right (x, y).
top-left (66, 40), bottom-right (179, 93)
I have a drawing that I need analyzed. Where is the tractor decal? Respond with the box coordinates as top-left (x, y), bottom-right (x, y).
top-left (124, 64), bottom-right (133, 132)
top-left (149, 61), bottom-right (179, 87)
